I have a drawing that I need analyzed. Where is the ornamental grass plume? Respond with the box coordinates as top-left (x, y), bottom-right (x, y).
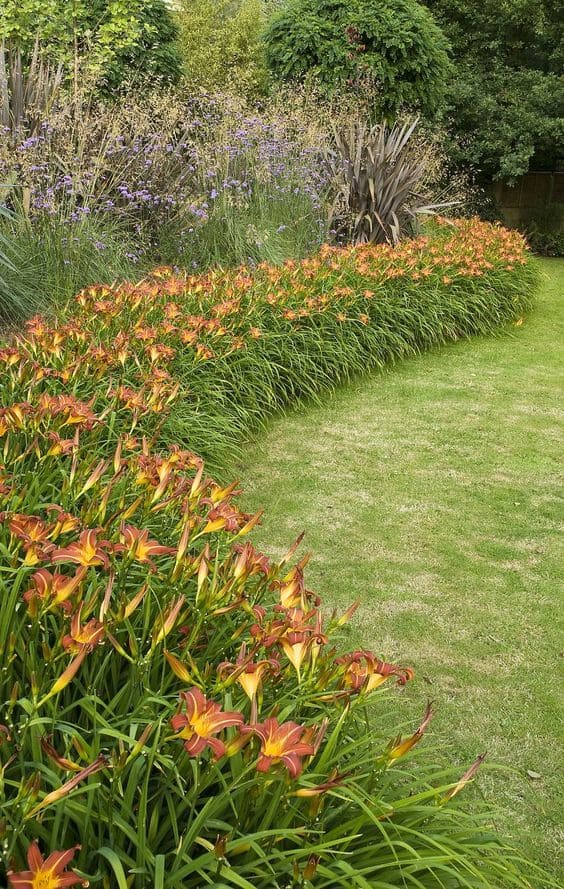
top-left (0, 220), bottom-right (546, 887)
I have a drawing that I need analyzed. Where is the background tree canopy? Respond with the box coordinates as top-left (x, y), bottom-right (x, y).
top-left (0, 0), bottom-right (183, 91)
top-left (422, 0), bottom-right (564, 181)
top-left (263, 0), bottom-right (452, 117)
top-left (176, 0), bottom-right (269, 97)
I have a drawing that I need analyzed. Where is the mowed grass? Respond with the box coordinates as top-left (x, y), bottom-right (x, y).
top-left (238, 258), bottom-right (564, 880)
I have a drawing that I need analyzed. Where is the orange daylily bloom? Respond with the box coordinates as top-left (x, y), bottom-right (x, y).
top-left (280, 631), bottom-right (312, 675)
top-left (218, 644), bottom-right (280, 701)
top-left (336, 650), bottom-right (414, 693)
top-left (23, 567), bottom-right (87, 614)
top-left (276, 556), bottom-right (314, 609)
top-left (242, 717), bottom-right (316, 778)
top-left (231, 542), bottom-right (270, 580)
top-left (51, 530), bottom-right (111, 569)
top-left (7, 841), bottom-right (88, 888)
top-left (170, 687), bottom-right (244, 758)
top-left (62, 607), bottom-right (105, 654)
top-left (46, 432), bottom-right (76, 457)
top-left (115, 524), bottom-right (175, 565)
top-left (46, 506), bottom-right (81, 538)
top-left (6, 513), bottom-right (55, 565)
top-left (8, 514), bottom-right (52, 546)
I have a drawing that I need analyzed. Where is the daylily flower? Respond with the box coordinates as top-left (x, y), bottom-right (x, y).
top-left (171, 688), bottom-right (244, 758)
top-left (275, 556), bottom-right (315, 609)
top-left (336, 650), bottom-right (414, 694)
top-left (23, 567), bottom-right (87, 614)
top-left (8, 514), bottom-right (52, 546)
top-left (7, 841), bottom-right (89, 887)
top-left (242, 718), bottom-right (317, 778)
top-left (231, 542), bottom-right (270, 580)
top-left (46, 432), bottom-right (77, 457)
top-left (6, 513), bottom-right (55, 565)
top-left (62, 606), bottom-right (105, 653)
top-left (387, 702), bottom-right (434, 760)
top-left (46, 507), bottom-right (81, 537)
top-left (218, 643), bottom-right (280, 702)
top-left (114, 524), bottom-right (175, 565)
top-left (442, 752), bottom-right (487, 803)
top-left (51, 530), bottom-right (111, 569)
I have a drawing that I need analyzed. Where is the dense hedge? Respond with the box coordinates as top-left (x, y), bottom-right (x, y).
top-left (0, 219), bottom-right (541, 888)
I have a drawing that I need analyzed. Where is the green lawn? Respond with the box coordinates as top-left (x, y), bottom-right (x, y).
top-left (238, 258), bottom-right (564, 881)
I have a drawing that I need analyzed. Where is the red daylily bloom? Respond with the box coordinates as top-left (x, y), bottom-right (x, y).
top-left (114, 524), bottom-right (175, 565)
top-left (6, 513), bottom-right (55, 564)
top-left (51, 530), bottom-right (111, 569)
top-left (7, 841), bottom-right (88, 887)
top-left (62, 606), bottom-right (105, 653)
top-left (171, 688), bottom-right (244, 758)
top-left (8, 514), bottom-right (52, 547)
top-left (218, 643), bottom-right (280, 701)
top-left (46, 506), bottom-right (81, 537)
top-left (275, 556), bottom-right (317, 610)
top-left (243, 717), bottom-right (317, 778)
top-left (336, 650), bottom-right (414, 693)
top-left (46, 432), bottom-right (77, 457)
top-left (231, 542), bottom-right (270, 579)
top-left (23, 567), bottom-right (86, 614)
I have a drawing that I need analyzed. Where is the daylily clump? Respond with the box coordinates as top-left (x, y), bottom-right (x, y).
top-left (0, 222), bottom-right (539, 887)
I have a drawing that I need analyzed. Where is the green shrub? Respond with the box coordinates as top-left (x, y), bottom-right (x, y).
top-left (421, 0), bottom-right (563, 184)
top-left (523, 202), bottom-right (564, 257)
top-left (264, 0), bottom-right (452, 116)
top-left (0, 219), bottom-right (545, 887)
top-left (0, 0), bottom-right (183, 93)
top-left (176, 0), bottom-right (269, 96)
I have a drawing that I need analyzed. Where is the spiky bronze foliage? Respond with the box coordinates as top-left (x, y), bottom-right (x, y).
top-left (326, 118), bottom-right (455, 245)
top-left (0, 40), bottom-right (63, 138)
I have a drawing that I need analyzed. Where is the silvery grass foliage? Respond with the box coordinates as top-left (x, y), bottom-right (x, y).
top-left (326, 117), bottom-right (457, 246)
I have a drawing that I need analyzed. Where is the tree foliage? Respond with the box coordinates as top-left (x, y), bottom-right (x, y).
top-left (263, 0), bottom-right (452, 117)
top-left (0, 0), bottom-right (183, 91)
top-left (176, 0), bottom-right (269, 96)
top-left (422, 0), bottom-right (564, 181)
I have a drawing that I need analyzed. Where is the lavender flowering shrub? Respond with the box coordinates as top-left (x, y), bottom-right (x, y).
top-left (0, 89), bottom-right (331, 269)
